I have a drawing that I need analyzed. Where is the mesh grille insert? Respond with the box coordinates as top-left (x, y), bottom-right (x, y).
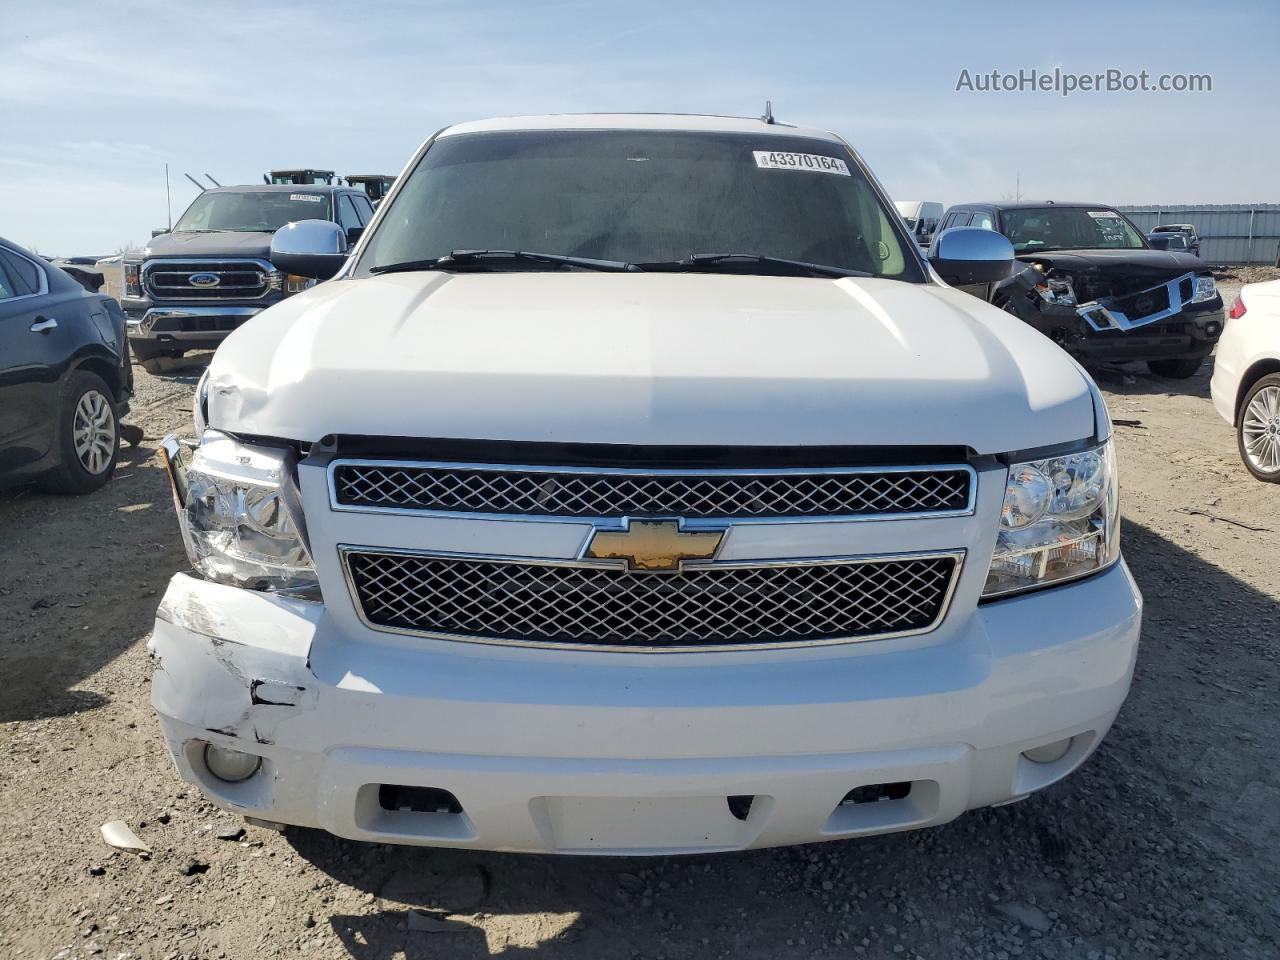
top-left (333, 464), bottom-right (972, 519)
top-left (345, 551), bottom-right (960, 649)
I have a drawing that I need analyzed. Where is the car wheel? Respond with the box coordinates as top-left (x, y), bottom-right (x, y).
top-left (1148, 357), bottom-right (1204, 379)
top-left (1237, 373), bottom-right (1280, 483)
top-left (40, 371), bottom-right (120, 495)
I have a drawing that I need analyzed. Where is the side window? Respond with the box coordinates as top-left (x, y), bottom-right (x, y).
top-left (0, 259), bottom-right (16, 300)
top-left (969, 211), bottom-right (994, 230)
top-left (0, 249), bottom-right (41, 297)
top-left (941, 211), bottom-right (965, 231)
top-left (336, 195), bottom-right (361, 232)
top-left (353, 195), bottom-right (376, 225)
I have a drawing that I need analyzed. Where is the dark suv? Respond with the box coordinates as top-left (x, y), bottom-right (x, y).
top-left (936, 202), bottom-right (1224, 378)
top-left (122, 185), bottom-right (375, 371)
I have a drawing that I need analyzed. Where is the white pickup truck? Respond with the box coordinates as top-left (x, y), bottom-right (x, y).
top-left (152, 114), bottom-right (1141, 855)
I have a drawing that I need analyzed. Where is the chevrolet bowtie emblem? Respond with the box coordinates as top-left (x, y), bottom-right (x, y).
top-left (585, 519), bottom-right (723, 572)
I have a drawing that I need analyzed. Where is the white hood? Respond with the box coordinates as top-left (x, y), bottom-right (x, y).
top-left (205, 272), bottom-right (1096, 454)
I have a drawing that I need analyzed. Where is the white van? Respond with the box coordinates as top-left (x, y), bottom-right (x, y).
top-left (895, 200), bottom-right (943, 248)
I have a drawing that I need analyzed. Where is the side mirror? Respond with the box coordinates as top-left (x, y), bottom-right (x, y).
top-left (346, 226), bottom-right (364, 246)
top-left (152, 228), bottom-right (169, 238)
top-left (928, 226), bottom-right (1014, 285)
top-left (270, 220), bottom-right (348, 281)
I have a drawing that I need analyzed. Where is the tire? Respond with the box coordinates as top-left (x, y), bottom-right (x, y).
top-left (1148, 356), bottom-right (1204, 379)
top-left (39, 370), bottom-right (120, 495)
top-left (1237, 373), bottom-right (1280, 483)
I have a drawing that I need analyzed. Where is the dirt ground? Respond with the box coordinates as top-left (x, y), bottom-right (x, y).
top-left (1, 270), bottom-right (1277, 960)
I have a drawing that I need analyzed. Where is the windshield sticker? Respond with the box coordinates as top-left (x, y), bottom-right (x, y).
top-left (1087, 211), bottom-right (1120, 220)
top-left (290, 194), bottom-right (324, 202)
top-left (753, 151), bottom-right (850, 176)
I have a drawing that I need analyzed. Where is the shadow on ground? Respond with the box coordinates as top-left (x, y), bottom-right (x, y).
top-left (283, 519), bottom-right (1280, 958)
top-left (1086, 355), bottom-right (1216, 401)
top-left (136, 351), bottom-right (213, 382)
top-left (0, 449), bottom-right (185, 723)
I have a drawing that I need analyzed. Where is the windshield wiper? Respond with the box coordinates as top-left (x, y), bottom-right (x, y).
top-left (369, 250), bottom-right (638, 275)
top-left (637, 253), bottom-right (871, 279)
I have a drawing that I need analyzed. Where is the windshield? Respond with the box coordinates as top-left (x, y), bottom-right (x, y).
top-left (998, 207), bottom-right (1147, 253)
top-left (357, 130), bottom-right (922, 281)
top-left (173, 191), bottom-right (331, 233)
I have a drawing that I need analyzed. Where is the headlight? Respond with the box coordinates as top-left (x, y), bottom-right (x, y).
top-left (1035, 277), bottom-right (1076, 306)
top-left (1191, 274), bottom-right (1216, 303)
top-left (284, 273), bottom-right (313, 294)
top-left (125, 262), bottom-right (142, 298)
top-left (984, 439), bottom-right (1119, 598)
top-left (160, 431), bottom-right (319, 599)
top-left (265, 270), bottom-right (313, 296)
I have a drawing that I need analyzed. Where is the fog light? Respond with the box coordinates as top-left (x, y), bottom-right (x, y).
top-left (203, 743), bottom-right (262, 782)
top-left (1205, 321), bottom-right (1221, 337)
top-left (1022, 738), bottom-right (1073, 764)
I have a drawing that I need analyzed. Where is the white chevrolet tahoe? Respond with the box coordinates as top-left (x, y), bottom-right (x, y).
top-left (152, 114), bottom-right (1142, 855)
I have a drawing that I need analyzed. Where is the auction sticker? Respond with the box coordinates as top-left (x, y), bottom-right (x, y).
top-left (290, 194), bottom-right (324, 202)
top-left (753, 151), bottom-right (850, 176)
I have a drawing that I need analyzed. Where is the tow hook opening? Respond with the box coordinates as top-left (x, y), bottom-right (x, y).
top-left (379, 785), bottom-right (464, 816)
top-left (726, 794), bottom-right (755, 821)
top-left (839, 781), bottom-right (913, 806)
top-left (824, 779), bottom-right (940, 836)
top-left (356, 783), bottom-right (478, 842)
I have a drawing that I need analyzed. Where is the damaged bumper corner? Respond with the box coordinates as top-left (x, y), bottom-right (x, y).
top-left (149, 573), bottom-right (322, 821)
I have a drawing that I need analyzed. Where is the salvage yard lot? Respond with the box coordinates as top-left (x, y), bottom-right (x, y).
top-left (1, 272), bottom-right (1277, 960)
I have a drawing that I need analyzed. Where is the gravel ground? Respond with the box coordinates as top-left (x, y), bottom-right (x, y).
top-left (1, 274), bottom-right (1278, 960)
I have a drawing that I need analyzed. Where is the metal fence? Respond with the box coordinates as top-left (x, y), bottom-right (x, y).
top-left (1115, 204), bottom-right (1280, 265)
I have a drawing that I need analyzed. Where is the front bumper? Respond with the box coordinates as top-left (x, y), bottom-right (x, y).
top-left (1028, 299), bottom-right (1224, 362)
top-left (149, 560), bottom-right (1141, 855)
top-left (125, 304), bottom-right (269, 349)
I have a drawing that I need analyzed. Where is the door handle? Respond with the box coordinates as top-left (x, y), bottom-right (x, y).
top-left (30, 317), bottom-right (58, 333)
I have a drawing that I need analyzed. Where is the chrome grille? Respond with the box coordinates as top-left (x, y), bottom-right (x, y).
top-left (332, 462), bottom-right (973, 519)
top-left (344, 550), bottom-right (961, 650)
top-left (143, 259), bottom-right (272, 301)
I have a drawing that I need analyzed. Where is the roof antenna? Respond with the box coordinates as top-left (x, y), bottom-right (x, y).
top-left (761, 100), bottom-right (775, 125)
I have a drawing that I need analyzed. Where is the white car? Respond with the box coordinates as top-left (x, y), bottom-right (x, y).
top-left (151, 114), bottom-right (1141, 855)
top-left (1211, 282), bottom-right (1280, 482)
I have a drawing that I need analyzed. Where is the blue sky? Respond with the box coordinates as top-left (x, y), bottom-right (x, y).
top-left (1, 0), bottom-right (1274, 254)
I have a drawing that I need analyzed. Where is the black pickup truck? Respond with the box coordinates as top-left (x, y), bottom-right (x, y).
top-left (936, 202), bottom-right (1224, 378)
top-left (122, 184), bottom-right (375, 371)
